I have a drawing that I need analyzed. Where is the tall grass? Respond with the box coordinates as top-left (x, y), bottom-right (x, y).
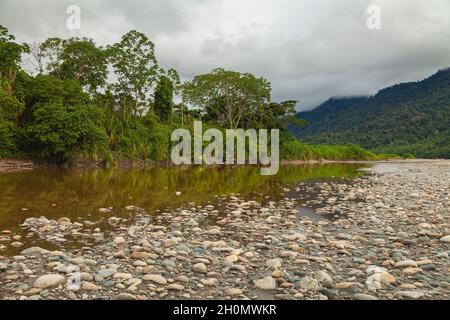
top-left (281, 139), bottom-right (395, 161)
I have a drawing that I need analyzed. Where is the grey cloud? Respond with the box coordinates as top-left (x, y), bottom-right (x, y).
top-left (1, 0), bottom-right (449, 110)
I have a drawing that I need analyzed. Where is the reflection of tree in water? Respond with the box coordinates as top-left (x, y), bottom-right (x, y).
top-left (0, 164), bottom-right (365, 231)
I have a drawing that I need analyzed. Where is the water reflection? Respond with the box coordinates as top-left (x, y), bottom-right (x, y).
top-left (0, 164), bottom-right (365, 234)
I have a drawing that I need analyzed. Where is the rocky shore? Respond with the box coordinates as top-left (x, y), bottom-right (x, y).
top-left (0, 160), bottom-right (449, 300)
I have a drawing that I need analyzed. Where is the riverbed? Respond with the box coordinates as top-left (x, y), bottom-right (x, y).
top-left (0, 163), bottom-right (365, 255)
top-left (0, 160), bottom-right (449, 300)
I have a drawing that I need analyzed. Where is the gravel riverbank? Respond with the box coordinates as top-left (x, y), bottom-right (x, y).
top-left (0, 160), bottom-right (449, 300)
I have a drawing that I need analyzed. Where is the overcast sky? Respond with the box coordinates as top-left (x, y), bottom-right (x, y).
top-left (1, 0), bottom-right (449, 110)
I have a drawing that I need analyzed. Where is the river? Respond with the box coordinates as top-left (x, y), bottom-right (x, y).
top-left (0, 164), bottom-right (366, 254)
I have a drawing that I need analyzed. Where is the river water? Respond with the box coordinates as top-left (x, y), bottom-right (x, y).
top-left (0, 164), bottom-right (367, 254)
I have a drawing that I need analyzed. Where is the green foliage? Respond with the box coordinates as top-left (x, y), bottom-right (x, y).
top-left (41, 37), bottom-right (108, 92)
top-left (311, 144), bottom-right (378, 161)
top-left (183, 68), bottom-right (272, 129)
top-left (0, 26), bottom-right (29, 76)
top-left (0, 25), bottom-right (390, 165)
top-left (21, 101), bottom-right (109, 163)
top-left (183, 69), bottom-right (300, 130)
top-left (111, 113), bottom-right (173, 161)
top-left (0, 89), bottom-right (23, 156)
top-left (0, 25), bottom-right (29, 97)
top-left (280, 139), bottom-right (315, 161)
top-left (292, 70), bottom-right (450, 158)
top-left (0, 89), bottom-right (23, 122)
top-left (0, 118), bottom-right (15, 156)
top-left (154, 76), bottom-right (173, 121)
top-left (19, 75), bottom-right (90, 126)
top-left (107, 30), bottom-right (159, 116)
top-left (280, 136), bottom-right (383, 161)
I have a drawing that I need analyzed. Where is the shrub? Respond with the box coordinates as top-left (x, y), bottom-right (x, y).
top-left (22, 101), bottom-right (110, 163)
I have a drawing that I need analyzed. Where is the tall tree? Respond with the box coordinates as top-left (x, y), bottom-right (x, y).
top-left (154, 76), bottom-right (174, 121)
top-left (107, 30), bottom-right (159, 116)
top-left (0, 25), bottom-right (29, 96)
top-left (28, 42), bottom-right (45, 74)
top-left (41, 37), bottom-right (108, 92)
top-left (182, 68), bottom-right (271, 129)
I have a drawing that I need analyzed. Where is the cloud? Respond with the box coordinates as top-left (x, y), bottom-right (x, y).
top-left (1, 0), bottom-right (449, 110)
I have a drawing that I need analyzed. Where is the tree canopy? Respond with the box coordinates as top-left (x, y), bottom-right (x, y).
top-left (3, 24), bottom-right (361, 164)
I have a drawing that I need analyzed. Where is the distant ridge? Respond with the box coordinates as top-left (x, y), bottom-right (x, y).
top-left (291, 69), bottom-right (450, 158)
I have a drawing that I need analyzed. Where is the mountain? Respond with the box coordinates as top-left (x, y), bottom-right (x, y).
top-left (291, 69), bottom-right (450, 158)
top-left (295, 96), bottom-right (369, 127)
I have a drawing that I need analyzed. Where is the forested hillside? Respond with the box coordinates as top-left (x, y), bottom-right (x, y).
top-left (292, 69), bottom-right (450, 158)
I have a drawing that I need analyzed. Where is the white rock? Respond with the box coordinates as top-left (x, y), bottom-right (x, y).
top-left (255, 276), bottom-right (276, 290)
top-left (20, 247), bottom-right (50, 255)
top-left (299, 276), bottom-right (320, 291)
top-left (366, 266), bottom-right (388, 275)
top-left (200, 278), bottom-right (218, 286)
top-left (316, 271), bottom-right (333, 288)
top-left (82, 282), bottom-right (101, 291)
top-left (394, 260), bottom-right (418, 268)
top-left (224, 255), bottom-right (239, 263)
top-left (33, 274), bottom-right (65, 289)
top-left (167, 283), bottom-right (184, 291)
top-left (113, 237), bottom-right (126, 245)
top-left (192, 263), bottom-right (207, 274)
top-left (265, 259), bottom-right (282, 270)
top-left (225, 288), bottom-right (243, 296)
top-left (113, 273), bottom-right (133, 280)
top-left (142, 274), bottom-right (167, 285)
top-left (395, 291), bottom-right (425, 300)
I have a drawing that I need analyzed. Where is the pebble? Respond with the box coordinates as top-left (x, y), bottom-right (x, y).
top-left (142, 274), bottom-right (167, 285)
top-left (394, 291), bottom-right (425, 300)
top-left (11, 242), bottom-right (24, 248)
top-left (98, 269), bottom-right (116, 278)
top-left (113, 237), bottom-right (126, 245)
top-left (113, 273), bottom-right (133, 280)
top-left (225, 288), bottom-right (243, 296)
top-left (114, 293), bottom-right (137, 300)
top-left (394, 260), bottom-right (418, 268)
top-left (299, 276), bottom-right (320, 291)
top-left (166, 283), bottom-right (184, 291)
top-left (354, 293), bottom-right (379, 300)
top-left (255, 276), bottom-right (276, 290)
top-left (225, 255), bottom-right (239, 263)
top-left (82, 282), bottom-right (101, 291)
top-left (33, 274), bottom-right (66, 289)
top-left (1, 160), bottom-right (448, 301)
top-left (316, 271), bottom-right (334, 288)
top-left (265, 259), bottom-right (282, 270)
top-left (192, 263), bottom-right (207, 274)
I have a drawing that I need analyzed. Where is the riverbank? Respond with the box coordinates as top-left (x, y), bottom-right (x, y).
top-left (0, 160), bottom-right (448, 300)
top-left (1, 157), bottom-right (436, 172)
top-left (0, 141), bottom-right (402, 170)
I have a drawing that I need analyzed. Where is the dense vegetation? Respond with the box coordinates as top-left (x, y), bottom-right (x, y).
top-left (0, 25), bottom-right (383, 165)
top-left (292, 70), bottom-right (450, 158)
